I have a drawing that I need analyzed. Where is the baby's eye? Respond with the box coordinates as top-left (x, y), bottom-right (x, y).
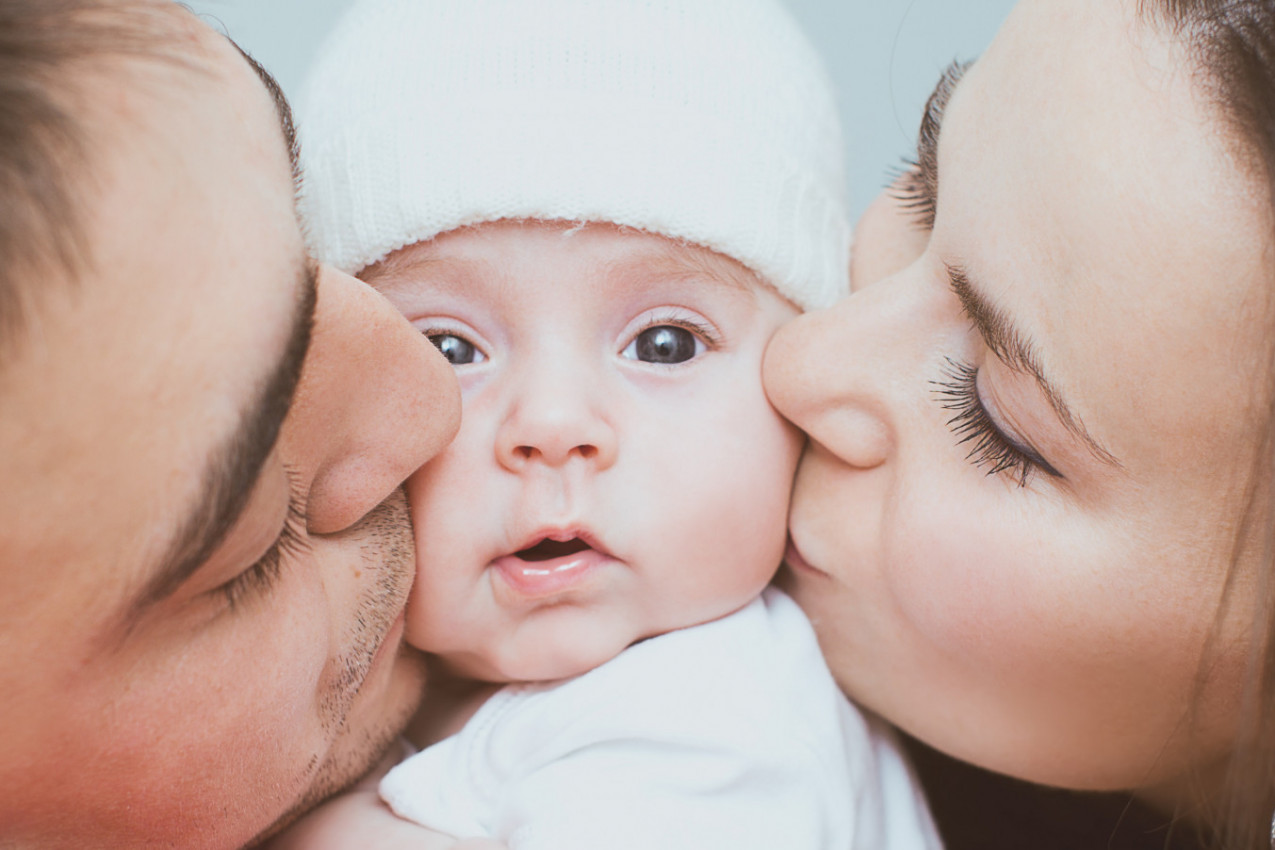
top-left (622, 325), bottom-right (703, 365)
top-left (427, 332), bottom-right (486, 366)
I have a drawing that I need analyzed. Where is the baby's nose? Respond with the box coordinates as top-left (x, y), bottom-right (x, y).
top-left (494, 378), bottom-right (618, 472)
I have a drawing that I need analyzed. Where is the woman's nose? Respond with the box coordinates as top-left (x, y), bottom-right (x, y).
top-left (285, 264), bottom-right (461, 535)
top-left (494, 361), bottom-right (618, 473)
top-left (763, 187), bottom-right (946, 474)
top-left (765, 263), bottom-right (947, 473)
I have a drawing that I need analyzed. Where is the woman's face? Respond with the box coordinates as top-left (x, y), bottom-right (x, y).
top-left (765, 0), bottom-right (1274, 799)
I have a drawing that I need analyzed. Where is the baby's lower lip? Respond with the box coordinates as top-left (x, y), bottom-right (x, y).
top-left (492, 548), bottom-right (607, 599)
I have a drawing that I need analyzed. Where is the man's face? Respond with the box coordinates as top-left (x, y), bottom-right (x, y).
top-left (0, 13), bottom-right (459, 849)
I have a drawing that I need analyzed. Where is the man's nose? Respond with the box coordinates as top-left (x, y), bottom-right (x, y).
top-left (493, 358), bottom-right (618, 473)
top-left (285, 264), bottom-right (461, 535)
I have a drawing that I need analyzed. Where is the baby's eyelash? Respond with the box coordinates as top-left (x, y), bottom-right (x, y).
top-left (638, 313), bottom-right (721, 347)
top-left (221, 484), bottom-right (309, 611)
top-left (931, 357), bottom-right (1058, 487)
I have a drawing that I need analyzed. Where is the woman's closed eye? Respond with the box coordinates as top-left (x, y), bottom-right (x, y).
top-left (931, 357), bottom-right (1061, 487)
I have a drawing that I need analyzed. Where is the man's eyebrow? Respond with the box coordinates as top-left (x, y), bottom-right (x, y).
top-left (121, 259), bottom-right (317, 627)
top-left (947, 263), bottom-right (1121, 468)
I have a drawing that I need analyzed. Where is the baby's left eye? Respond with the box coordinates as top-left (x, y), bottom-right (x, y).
top-left (623, 325), bottom-right (703, 364)
top-left (427, 332), bottom-right (486, 366)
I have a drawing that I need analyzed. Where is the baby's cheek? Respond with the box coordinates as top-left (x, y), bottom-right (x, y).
top-left (716, 420), bottom-right (803, 596)
top-left (401, 578), bottom-right (433, 652)
top-left (398, 472), bottom-right (433, 652)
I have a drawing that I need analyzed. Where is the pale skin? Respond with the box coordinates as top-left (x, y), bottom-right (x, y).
top-left (765, 0), bottom-right (1273, 821)
top-left (381, 222), bottom-right (803, 684)
top-left (172, 0), bottom-right (1273, 841)
top-left (13, 0), bottom-right (1259, 845)
top-left (0, 7), bottom-right (466, 848)
top-left (271, 220), bottom-right (803, 845)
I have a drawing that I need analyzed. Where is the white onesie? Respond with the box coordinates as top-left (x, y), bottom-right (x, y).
top-left (380, 588), bottom-right (941, 850)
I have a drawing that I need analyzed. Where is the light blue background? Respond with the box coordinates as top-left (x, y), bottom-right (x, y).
top-left (184, 0), bottom-right (1015, 222)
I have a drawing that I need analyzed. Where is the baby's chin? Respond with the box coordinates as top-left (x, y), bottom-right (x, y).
top-left (418, 597), bottom-right (755, 685)
top-left (440, 626), bottom-right (644, 685)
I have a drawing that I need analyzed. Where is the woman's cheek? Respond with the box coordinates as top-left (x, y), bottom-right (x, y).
top-left (885, 485), bottom-right (1078, 677)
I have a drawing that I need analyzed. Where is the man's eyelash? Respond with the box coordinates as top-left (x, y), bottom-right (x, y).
top-left (931, 357), bottom-right (1059, 487)
top-left (221, 493), bottom-right (309, 610)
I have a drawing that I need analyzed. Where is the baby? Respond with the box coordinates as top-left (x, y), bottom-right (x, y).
top-left (282, 1), bottom-right (941, 848)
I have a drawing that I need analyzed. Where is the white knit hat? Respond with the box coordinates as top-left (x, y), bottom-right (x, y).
top-left (298, 0), bottom-right (849, 311)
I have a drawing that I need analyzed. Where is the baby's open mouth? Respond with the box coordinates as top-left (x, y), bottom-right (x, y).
top-left (515, 538), bottom-right (592, 562)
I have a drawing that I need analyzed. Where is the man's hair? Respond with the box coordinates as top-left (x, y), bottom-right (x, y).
top-left (0, 0), bottom-right (180, 363)
top-left (1139, 1), bottom-right (1275, 847)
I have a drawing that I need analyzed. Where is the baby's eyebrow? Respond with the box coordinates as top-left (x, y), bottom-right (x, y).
top-left (361, 253), bottom-right (486, 294)
top-left (608, 242), bottom-right (762, 299)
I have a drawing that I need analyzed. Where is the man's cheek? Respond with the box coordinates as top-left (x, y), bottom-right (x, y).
top-left (125, 591), bottom-right (333, 808)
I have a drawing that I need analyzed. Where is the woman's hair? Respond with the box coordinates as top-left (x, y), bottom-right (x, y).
top-left (1139, 1), bottom-right (1275, 846)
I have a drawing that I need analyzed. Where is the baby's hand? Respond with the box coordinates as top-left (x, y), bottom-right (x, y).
top-left (263, 743), bottom-right (504, 850)
top-left (265, 787), bottom-right (503, 850)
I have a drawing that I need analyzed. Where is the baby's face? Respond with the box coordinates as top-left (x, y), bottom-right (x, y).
top-left (364, 220), bottom-right (802, 682)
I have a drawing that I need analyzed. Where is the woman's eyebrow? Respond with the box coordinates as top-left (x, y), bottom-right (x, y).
top-left (947, 263), bottom-right (1121, 468)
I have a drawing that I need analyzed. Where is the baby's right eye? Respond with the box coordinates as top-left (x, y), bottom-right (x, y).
top-left (427, 332), bottom-right (486, 366)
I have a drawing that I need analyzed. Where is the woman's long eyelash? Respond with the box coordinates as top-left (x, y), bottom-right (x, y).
top-left (888, 158), bottom-right (936, 230)
top-left (222, 490), bottom-right (309, 611)
top-left (891, 59), bottom-right (971, 231)
top-left (931, 357), bottom-right (1051, 487)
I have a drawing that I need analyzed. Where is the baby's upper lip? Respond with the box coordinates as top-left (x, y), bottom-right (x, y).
top-left (509, 526), bottom-right (610, 562)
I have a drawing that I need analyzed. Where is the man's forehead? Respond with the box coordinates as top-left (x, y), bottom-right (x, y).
top-left (76, 6), bottom-right (296, 150)
top-left (231, 41), bottom-right (303, 186)
top-left (0, 6), bottom-right (316, 630)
